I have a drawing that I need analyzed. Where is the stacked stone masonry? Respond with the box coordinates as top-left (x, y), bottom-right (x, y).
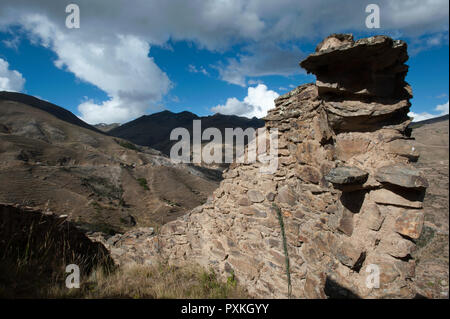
top-left (100, 34), bottom-right (428, 299)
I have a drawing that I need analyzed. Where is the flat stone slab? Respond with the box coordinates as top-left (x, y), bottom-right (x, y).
top-left (300, 35), bottom-right (407, 75)
top-left (247, 190), bottom-right (265, 203)
top-left (375, 165), bottom-right (428, 189)
top-left (370, 188), bottom-right (422, 208)
top-left (325, 166), bottom-right (369, 185)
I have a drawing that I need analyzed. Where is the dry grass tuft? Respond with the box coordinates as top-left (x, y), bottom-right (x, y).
top-left (47, 262), bottom-right (248, 299)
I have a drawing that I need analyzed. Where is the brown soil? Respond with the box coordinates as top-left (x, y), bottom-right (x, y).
top-left (411, 119), bottom-right (449, 298)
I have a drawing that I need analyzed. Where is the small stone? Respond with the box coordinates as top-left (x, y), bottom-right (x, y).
top-left (296, 165), bottom-right (322, 184)
top-left (313, 110), bottom-right (333, 144)
top-left (337, 208), bottom-right (354, 236)
top-left (325, 166), bottom-right (368, 185)
top-left (266, 192), bottom-right (276, 202)
top-left (276, 185), bottom-right (297, 206)
top-left (381, 232), bottom-right (416, 258)
top-left (278, 149), bottom-right (290, 156)
top-left (275, 169), bottom-right (286, 177)
top-left (293, 210), bottom-right (305, 219)
top-left (335, 240), bottom-right (364, 268)
top-left (364, 202), bottom-right (385, 231)
top-left (279, 156), bottom-right (296, 165)
top-left (247, 190), bottom-right (265, 203)
top-left (238, 196), bottom-right (252, 206)
top-left (239, 206), bottom-right (267, 218)
top-left (394, 210), bottom-right (424, 239)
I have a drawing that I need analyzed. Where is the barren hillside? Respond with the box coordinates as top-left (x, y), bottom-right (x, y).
top-left (0, 93), bottom-right (219, 234)
top-left (411, 117), bottom-right (449, 298)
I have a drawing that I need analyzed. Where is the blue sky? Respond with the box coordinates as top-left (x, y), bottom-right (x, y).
top-left (0, 1), bottom-right (448, 124)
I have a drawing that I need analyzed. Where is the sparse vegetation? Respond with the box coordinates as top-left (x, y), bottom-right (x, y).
top-left (162, 198), bottom-right (181, 207)
top-left (0, 206), bottom-right (246, 299)
top-left (416, 225), bottom-right (436, 249)
top-left (81, 176), bottom-right (123, 201)
top-left (115, 139), bottom-right (139, 151)
top-left (1, 253), bottom-right (247, 299)
top-left (272, 203), bottom-right (292, 298)
top-left (137, 177), bottom-right (149, 190)
top-left (0, 207), bottom-right (114, 298)
top-left (44, 263), bottom-right (247, 299)
top-left (91, 201), bottom-right (102, 213)
top-left (227, 270), bottom-right (237, 288)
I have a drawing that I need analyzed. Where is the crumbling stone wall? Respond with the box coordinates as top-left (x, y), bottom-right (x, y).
top-left (107, 34), bottom-right (428, 299)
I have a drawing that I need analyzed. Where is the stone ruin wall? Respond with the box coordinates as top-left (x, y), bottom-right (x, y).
top-left (106, 34), bottom-right (428, 299)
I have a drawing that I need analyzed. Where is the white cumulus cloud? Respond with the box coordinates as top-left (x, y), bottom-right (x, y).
top-left (435, 100), bottom-right (449, 114)
top-left (16, 14), bottom-right (171, 124)
top-left (0, 58), bottom-right (25, 92)
top-left (408, 100), bottom-right (449, 122)
top-left (211, 84), bottom-right (279, 118)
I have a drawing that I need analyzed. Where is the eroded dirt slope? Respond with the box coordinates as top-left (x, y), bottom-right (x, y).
top-left (411, 118), bottom-right (449, 298)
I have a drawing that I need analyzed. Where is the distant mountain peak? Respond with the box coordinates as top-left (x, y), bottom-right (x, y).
top-left (93, 122), bottom-right (121, 132)
top-left (0, 91), bottom-right (102, 134)
top-left (109, 109), bottom-right (265, 155)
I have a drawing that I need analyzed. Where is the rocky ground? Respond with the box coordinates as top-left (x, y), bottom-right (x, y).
top-left (411, 119), bottom-right (449, 299)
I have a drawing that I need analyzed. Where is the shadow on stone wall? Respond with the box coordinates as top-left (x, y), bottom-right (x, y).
top-left (324, 277), bottom-right (361, 299)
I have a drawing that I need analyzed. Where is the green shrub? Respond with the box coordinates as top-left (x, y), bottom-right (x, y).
top-left (272, 203), bottom-right (292, 298)
top-left (137, 178), bottom-right (149, 190)
top-left (115, 139), bottom-right (139, 151)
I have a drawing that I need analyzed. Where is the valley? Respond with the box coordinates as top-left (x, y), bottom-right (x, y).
top-left (0, 93), bottom-right (220, 234)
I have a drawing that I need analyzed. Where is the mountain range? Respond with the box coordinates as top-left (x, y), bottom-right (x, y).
top-left (0, 92), bottom-right (225, 233)
top-left (108, 110), bottom-right (264, 156)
